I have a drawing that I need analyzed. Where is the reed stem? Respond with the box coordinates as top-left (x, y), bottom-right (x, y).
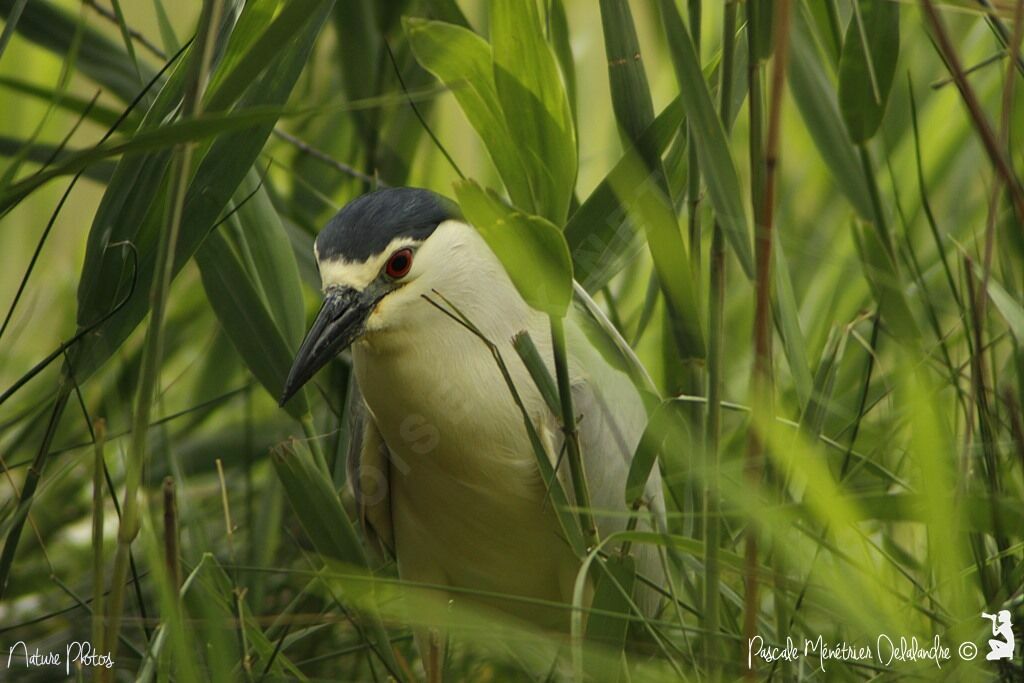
top-left (550, 314), bottom-right (599, 550)
top-left (745, 0), bottom-right (793, 671)
top-left (102, 1), bottom-right (223, 672)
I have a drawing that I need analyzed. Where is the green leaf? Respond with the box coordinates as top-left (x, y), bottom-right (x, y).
top-left (455, 179), bottom-right (573, 317)
top-left (272, 439), bottom-right (366, 564)
top-left (194, 216), bottom-right (309, 419)
top-left (610, 153), bottom-right (705, 358)
top-left (838, 0), bottom-right (899, 143)
top-left (333, 0), bottom-right (382, 141)
top-left (182, 554), bottom-right (307, 680)
top-left (564, 97), bottom-right (684, 291)
top-left (597, 0), bottom-right (657, 147)
top-left (0, 136), bottom-right (115, 184)
top-left (799, 323), bottom-right (850, 437)
top-left (789, 5), bottom-right (874, 219)
top-left (772, 235), bottom-right (812, 410)
top-left (0, 105), bottom-right (292, 211)
top-left (512, 331), bottom-right (560, 415)
top-left (548, 0), bottom-right (577, 125)
top-left (0, 0), bottom-right (27, 63)
top-left (229, 171), bottom-right (305, 347)
top-left (624, 400), bottom-right (687, 505)
top-left (967, 262), bottom-right (1024, 342)
top-left (405, 17), bottom-right (533, 210)
top-left (68, 2), bottom-right (334, 383)
top-left (151, 0), bottom-right (181, 54)
top-left (491, 0), bottom-right (577, 223)
top-left (852, 220), bottom-right (919, 345)
top-left (584, 555), bottom-right (636, 681)
top-left (204, 0), bottom-right (326, 113)
top-left (657, 0), bottom-right (754, 277)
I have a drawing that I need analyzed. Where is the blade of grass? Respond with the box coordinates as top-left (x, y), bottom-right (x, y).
top-left (103, 0), bottom-right (224, 666)
top-left (788, 3), bottom-right (873, 219)
top-left (920, 0), bottom-right (1024, 224)
top-left (598, 0), bottom-right (705, 360)
top-left (745, 0), bottom-right (794, 660)
top-left (565, 97), bottom-right (684, 292)
top-left (657, 0), bottom-right (755, 277)
top-left (0, 0), bottom-right (30, 63)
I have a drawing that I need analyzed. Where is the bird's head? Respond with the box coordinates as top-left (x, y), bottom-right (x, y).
top-left (279, 187), bottom-right (462, 406)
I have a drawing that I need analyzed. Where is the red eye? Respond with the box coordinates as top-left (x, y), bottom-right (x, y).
top-left (385, 248), bottom-right (414, 279)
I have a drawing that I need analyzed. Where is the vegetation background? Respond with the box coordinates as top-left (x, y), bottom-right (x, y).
top-left (0, 0), bottom-right (1022, 680)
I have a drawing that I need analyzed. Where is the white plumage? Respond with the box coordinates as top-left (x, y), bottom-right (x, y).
top-left (283, 199), bottom-right (668, 678)
top-left (342, 220), bottom-right (666, 627)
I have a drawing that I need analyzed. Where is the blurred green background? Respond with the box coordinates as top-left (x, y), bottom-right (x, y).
top-left (0, 0), bottom-right (1022, 680)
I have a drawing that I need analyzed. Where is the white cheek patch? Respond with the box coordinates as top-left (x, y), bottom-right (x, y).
top-left (316, 237), bottom-right (422, 291)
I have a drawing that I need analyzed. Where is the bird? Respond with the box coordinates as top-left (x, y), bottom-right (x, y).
top-left (280, 186), bottom-right (667, 680)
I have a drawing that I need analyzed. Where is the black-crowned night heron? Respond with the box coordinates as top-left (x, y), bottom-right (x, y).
top-left (280, 187), bottom-right (666, 678)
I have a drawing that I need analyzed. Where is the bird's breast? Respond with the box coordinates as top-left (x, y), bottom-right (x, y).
top-left (351, 331), bottom-right (577, 625)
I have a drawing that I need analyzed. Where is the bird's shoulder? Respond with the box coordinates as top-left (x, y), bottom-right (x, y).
top-left (346, 378), bottom-right (395, 558)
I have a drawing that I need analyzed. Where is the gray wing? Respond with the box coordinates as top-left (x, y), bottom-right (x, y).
top-left (562, 286), bottom-right (669, 615)
top-left (346, 376), bottom-right (395, 558)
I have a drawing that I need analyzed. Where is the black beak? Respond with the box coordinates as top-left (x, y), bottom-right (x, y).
top-left (279, 286), bottom-right (377, 406)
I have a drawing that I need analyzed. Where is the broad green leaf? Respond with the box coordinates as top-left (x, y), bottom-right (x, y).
top-left (405, 17), bottom-right (532, 210)
top-left (195, 217), bottom-right (309, 418)
top-left (789, 4), bottom-right (874, 219)
top-left (204, 0), bottom-right (326, 113)
top-left (491, 0), bottom-right (577, 224)
top-left (204, 0), bottom-right (283, 99)
top-left (805, 0), bottom-right (841, 66)
top-left (838, 0), bottom-right (900, 143)
top-left (656, 0), bottom-right (754, 277)
top-left (229, 171), bottom-right (305, 346)
top-left (456, 179), bottom-right (573, 317)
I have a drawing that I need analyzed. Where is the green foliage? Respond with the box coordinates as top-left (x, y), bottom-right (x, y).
top-left (1, 1), bottom-right (1022, 680)
top-left (455, 179), bottom-right (573, 317)
top-left (838, 0), bottom-right (900, 143)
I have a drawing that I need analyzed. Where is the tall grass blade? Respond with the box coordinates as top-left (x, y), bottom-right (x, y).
top-left (838, 0), bottom-right (900, 143)
top-left (657, 0), bottom-right (755, 277)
